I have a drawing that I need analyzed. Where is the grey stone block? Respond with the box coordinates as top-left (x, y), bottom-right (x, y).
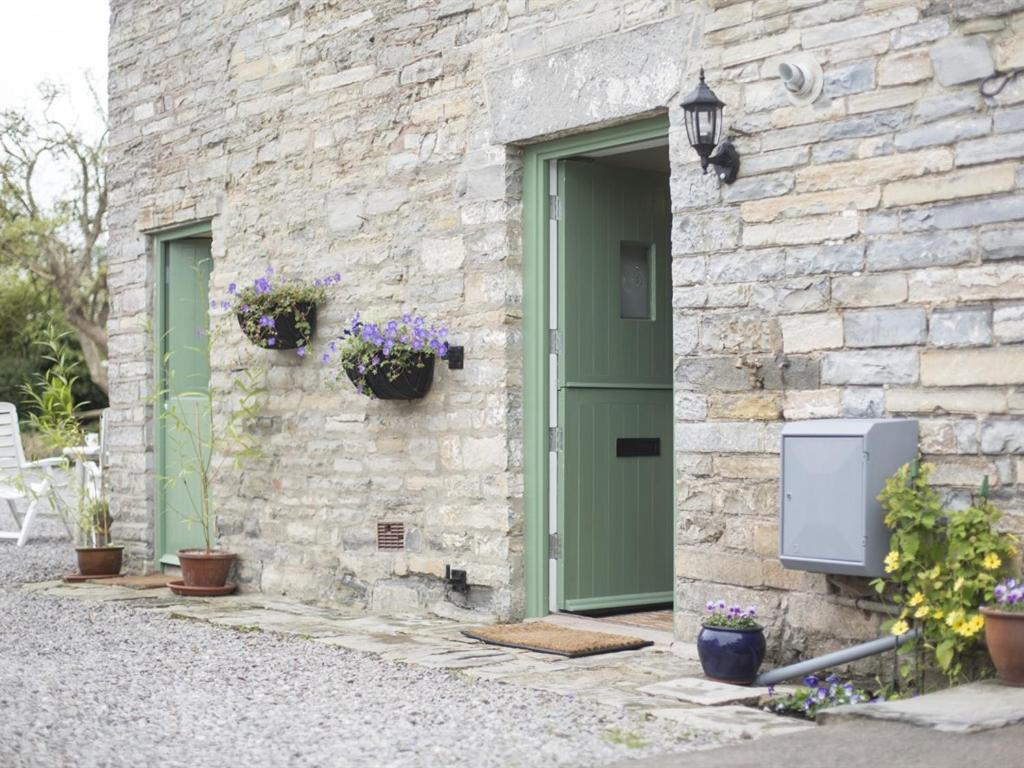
top-left (980, 421), bottom-right (1024, 454)
top-left (953, 0), bottom-right (1024, 20)
top-left (893, 116), bottom-right (991, 150)
top-left (955, 132), bottom-right (1024, 166)
top-left (928, 308), bottom-right (993, 347)
top-left (914, 92), bottom-right (983, 124)
top-left (707, 249), bottom-right (785, 283)
top-left (822, 349), bottom-right (919, 385)
top-left (866, 231), bottom-right (976, 271)
top-left (823, 60), bottom-right (876, 98)
top-left (785, 243), bottom-right (865, 276)
top-left (722, 173), bottom-right (795, 203)
top-left (842, 387), bottom-right (885, 418)
top-left (994, 107), bottom-right (1024, 134)
top-left (844, 308), bottom-right (927, 348)
top-left (823, 110), bottom-right (907, 140)
top-left (994, 305), bottom-right (1024, 342)
top-left (930, 36), bottom-right (995, 87)
top-left (902, 196), bottom-right (1024, 232)
top-left (893, 18), bottom-right (950, 49)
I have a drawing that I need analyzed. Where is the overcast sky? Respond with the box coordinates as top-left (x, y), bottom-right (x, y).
top-left (0, 0), bottom-right (110, 138)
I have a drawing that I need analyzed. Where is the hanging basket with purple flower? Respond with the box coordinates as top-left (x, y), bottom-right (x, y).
top-left (325, 313), bottom-right (449, 400)
top-left (228, 267), bottom-right (339, 353)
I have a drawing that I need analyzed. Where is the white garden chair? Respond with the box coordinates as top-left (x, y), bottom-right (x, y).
top-left (0, 402), bottom-right (69, 546)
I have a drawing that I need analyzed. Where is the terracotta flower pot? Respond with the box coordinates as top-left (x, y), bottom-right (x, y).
top-left (981, 606), bottom-right (1024, 686)
top-left (76, 545), bottom-right (124, 577)
top-left (177, 549), bottom-right (236, 588)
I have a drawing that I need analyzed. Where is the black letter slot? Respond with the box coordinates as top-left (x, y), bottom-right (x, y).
top-left (616, 438), bottom-right (660, 457)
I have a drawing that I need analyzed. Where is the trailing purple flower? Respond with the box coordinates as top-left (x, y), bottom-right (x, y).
top-left (326, 312), bottom-right (451, 399)
top-left (226, 266), bottom-right (339, 351)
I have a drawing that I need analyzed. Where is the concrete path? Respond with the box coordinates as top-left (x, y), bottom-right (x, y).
top-left (609, 720), bottom-right (1024, 768)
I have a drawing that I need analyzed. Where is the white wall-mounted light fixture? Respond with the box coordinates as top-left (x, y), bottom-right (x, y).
top-left (777, 56), bottom-right (824, 106)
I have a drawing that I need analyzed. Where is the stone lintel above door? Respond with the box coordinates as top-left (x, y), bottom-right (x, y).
top-left (484, 14), bottom-right (694, 146)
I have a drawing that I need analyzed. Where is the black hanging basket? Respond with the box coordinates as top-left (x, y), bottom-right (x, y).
top-left (346, 354), bottom-right (436, 400)
top-left (237, 302), bottom-right (317, 350)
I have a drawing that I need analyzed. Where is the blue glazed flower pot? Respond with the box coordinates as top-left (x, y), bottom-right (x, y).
top-left (697, 624), bottom-right (766, 685)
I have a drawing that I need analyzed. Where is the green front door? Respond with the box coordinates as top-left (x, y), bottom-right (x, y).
top-left (157, 238), bottom-right (212, 566)
top-left (557, 160), bottom-right (673, 611)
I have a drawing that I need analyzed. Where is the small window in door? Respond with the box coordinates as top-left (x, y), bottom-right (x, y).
top-left (620, 241), bottom-right (653, 320)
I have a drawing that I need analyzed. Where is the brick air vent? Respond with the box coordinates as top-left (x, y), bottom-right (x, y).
top-left (376, 522), bottom-right (405, 551)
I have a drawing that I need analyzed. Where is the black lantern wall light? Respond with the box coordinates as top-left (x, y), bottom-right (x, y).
top-left (680, 68), bottom-right (740, 185)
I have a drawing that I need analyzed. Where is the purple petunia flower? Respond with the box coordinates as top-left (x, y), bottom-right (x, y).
top-left (334, 272), bottom-right (341, 282)
top-left (228, 282), bottom-right (237, 295)
top-left (267, 337), bottom-right (276, 347)
top-left (259, 315), bottom-right (276, 328)
top-left (321, 353), bottom-right (331, 364)
top-left (220, 300), bottom-right (230, 310)
top-left (209, 300), bottom-right (217, 309)
top-left (804, 675), bottom-right (819, 687)
top-left (717, 600), bottom-right (726, 610)
top-left (745, 606), bottom-right (757, 617)
top-left (706, 601), bottom-right (715, 612)
top-left (296, 347), bottom-right (306, 358)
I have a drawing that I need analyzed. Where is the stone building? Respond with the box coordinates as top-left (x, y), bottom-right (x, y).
top-left (107, 0), bottom-right (1024, 658)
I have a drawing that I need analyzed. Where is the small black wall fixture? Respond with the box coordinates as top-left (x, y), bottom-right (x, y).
top-left (680, 68), bottom-right (740, 184)
top-left (447, 345), bottom-right (464, 370)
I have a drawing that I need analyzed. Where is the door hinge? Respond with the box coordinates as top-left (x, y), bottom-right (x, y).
top-left (549, 329), bottom-right (562, 355)
top-left (549, 532), bottom-right (561, 560)
top-left (548, 194), bottom-right (562, 221)
top-left (549, 427), bottom-right (563, 452)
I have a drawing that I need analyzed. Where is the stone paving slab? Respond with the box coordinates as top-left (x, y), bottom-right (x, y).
top-left (818, 679), bottom-right (1024, 733)
top-left (648, 705), bottom-right (813, 739)
top-left (638, 677), bottom-right (775, 706)
top-left (27, 578), bottom-right (812, 744)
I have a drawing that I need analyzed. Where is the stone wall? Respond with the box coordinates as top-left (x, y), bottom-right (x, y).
top-left (107, 0), bottom-right (1024, 651)
top-left (670, 0), bottom-right (1024, 658)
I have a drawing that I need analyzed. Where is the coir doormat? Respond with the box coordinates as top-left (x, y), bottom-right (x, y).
top-left (463, 621), bottom-right (653, 658)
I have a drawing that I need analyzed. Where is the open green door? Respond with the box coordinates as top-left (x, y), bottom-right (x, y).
top-left (557, 160), bottom-right (673, 611)
top-left (156, 237), bottom-right (212, 566)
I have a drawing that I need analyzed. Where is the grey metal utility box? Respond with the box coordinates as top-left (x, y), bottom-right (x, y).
top-left (779, 419), bottom-right (919, 577)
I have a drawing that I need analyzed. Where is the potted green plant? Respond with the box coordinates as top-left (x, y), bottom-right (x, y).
top-left (74, 499), bottom-right (123, 576)
top-left (226, 267), bottom-right (338, 352)
top-left (159, 342), bottom-right (264, 595)
top-left (697, 600), bottom-right (766, 685)
top-left (981, 578), bottom-right (1024, 686)
top-left (324, 313), bottom-right (449, 399)
top-left (19, 326), bottom-right (123, 578)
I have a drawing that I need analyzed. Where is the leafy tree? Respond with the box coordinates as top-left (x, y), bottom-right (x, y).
top-left (0, 83), bottom-right (108, 392)
top-left (0, 269), bottom-right (105, 412)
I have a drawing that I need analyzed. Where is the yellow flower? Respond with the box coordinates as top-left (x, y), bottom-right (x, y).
top-left (945, 611), bottom-right (963, 628)
top-left (914, 605), bottom-right (930, 619)
top-left (931, 609), bottom-right (944, 621)
top-left (909, 592), bottom-right (925, 606)
top-left (891, 619), bottom-right (910, 636)
top-left (927, 565), bottom-right (941, 580)
top-left (884, 551), bottom-right (901, 574)
top-left (982, 553), bottom-right (1002, 570)
top-left (969, 614), bottom-right (985, 634)
top-left (954, 576), bottom-right (965, 591)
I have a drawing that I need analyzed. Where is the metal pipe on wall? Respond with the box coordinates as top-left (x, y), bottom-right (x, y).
top-left (754, 627), bottom-right (921, 687)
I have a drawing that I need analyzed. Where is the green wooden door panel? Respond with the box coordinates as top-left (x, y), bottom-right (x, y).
top-left (558, 161), bottom-right (672, 389)
top-left (158, 238), bottom-right (212, 564)
top-left (559, 389), bottom-right (674, 610)
top-left (558, 160), bottom-right (673, 611)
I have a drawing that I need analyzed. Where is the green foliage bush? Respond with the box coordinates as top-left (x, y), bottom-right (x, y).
top-left (0, 271), bottom-right (105, 414)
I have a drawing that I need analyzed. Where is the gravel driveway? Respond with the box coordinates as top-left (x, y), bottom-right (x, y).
top-left (0, 541), bottom-right (711, 768)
